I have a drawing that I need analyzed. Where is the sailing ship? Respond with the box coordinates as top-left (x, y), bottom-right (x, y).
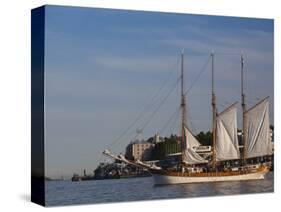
top-left (103, 51), bottom-right (272, 185)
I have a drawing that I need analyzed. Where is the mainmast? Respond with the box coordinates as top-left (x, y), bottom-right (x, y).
top-left (241, 54), bottom-right (247, 166)
top-left (181, 50), bottom-right (187, 163)
top-left (211, 52), bottom-right (217, 170)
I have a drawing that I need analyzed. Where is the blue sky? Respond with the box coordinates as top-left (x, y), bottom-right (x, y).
top-left (44, 5), bottom-right (273, 178)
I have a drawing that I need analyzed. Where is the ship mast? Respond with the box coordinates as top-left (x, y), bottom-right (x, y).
top-left (211, 52), bottom-right (217, 170)
top-left (181, 50), bottom-right (187, 163)
top-left (241, 54), bottom-right (247, 166)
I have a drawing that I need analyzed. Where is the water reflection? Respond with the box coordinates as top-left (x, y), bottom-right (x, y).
top-left (46, 172), bottom-right (273, 206)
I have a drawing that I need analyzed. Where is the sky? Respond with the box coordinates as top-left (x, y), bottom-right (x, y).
top-left (44, 5), bottom-right (274, 178)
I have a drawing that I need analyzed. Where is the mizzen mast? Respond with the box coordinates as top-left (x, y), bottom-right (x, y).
top-left (241, 54), bottom-right (247, 166)
top-left (180, 50), bottom-right (187, 163)
top-left (211, 51), bottom-right (217, 170)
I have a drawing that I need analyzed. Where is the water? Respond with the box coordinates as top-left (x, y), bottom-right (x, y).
top-left (45, 172), bottom-right (273, 206)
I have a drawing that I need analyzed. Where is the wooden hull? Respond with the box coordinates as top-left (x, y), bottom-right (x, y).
top-left (151, 166), bottom-right (269, 185)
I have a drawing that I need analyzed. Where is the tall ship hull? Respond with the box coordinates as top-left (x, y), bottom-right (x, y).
top-left (151, 167), bottom-right (269, 185)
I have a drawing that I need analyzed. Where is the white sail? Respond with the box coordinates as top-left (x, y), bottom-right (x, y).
top-left (185, 126), bottom-right (201, 148)
top-left (183, 126), bottom-right (208, 164)
top-left (245, 97), bottom-right (272, 158)
top-left (216, 103), bottom-right (240, 161)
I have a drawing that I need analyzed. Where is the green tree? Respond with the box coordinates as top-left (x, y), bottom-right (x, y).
top-left (196, 131), bottom-right (212, 146)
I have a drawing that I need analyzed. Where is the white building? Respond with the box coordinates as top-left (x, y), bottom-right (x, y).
top-left (125, 140), bottom-right (154, 161)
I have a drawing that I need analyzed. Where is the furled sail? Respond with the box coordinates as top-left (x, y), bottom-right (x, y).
top-left (182, 126), bottom-right (208, 164)
top-left (245, 97), bottom-right (272, 158)
top-left (216, 102), bottom-right (240, 161)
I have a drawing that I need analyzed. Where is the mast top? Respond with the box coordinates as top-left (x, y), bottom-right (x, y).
top-left (181, 48), bottom-right (185, 55)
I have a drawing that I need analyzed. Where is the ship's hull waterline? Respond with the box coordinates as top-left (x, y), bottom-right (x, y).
top-left (151, 168), bottom-right (269, 185)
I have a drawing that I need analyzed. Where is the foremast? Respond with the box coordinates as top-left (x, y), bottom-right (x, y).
top-left (211, 52), bottom-right (217, 170)
top-left (180, 50), bottom-right (187, 163)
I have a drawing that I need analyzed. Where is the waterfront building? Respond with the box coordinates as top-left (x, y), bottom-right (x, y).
top-left (125, 140), bottom-right (154, 161)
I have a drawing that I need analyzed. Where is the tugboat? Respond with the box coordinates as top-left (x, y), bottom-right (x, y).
top-left (71, 169), bottom-right (95, 182)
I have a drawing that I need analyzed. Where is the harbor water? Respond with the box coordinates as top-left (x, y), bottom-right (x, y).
top-left (45, 172), bottom-right (273, 206)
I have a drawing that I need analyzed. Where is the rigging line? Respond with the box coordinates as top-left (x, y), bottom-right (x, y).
top-left (109, 75), bottom-right (181, 151)
top-left (184, 55), bottom-right (211, 96)
top-left (183, 52), bottom-right (211, 56)
top-left (137, 77), bottom-right (181, 135)
top-left (186, 93), bottom-right (211, 96)
top-left (187, 108), bottom-right (198, 136)
top-left (169, 109), bottom-right (180, 136)
top-left (246, 95), bottom-right (262, 101)
top-left (111, 131), bottom-right (136, 153)
top-left (104, 53), bottom-right (213, 154)
top-left (159, 107), bottom-right (181, 136)
top-left (105, 55), bottom-right (181, 150)
top-left (183, 51), bottom-right (242, 56)
top-left (113, 76), bottom-right (181, 150)
top-left (214, 52), bottom-right (242, 55)
top-left (181, 51), bottom-right (245, 57)
top-left (108, 73), bottom-right (180, 151)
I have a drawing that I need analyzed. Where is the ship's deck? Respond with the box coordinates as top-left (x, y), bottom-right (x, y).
top-left (149, 165), bottom-right (268, 177)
